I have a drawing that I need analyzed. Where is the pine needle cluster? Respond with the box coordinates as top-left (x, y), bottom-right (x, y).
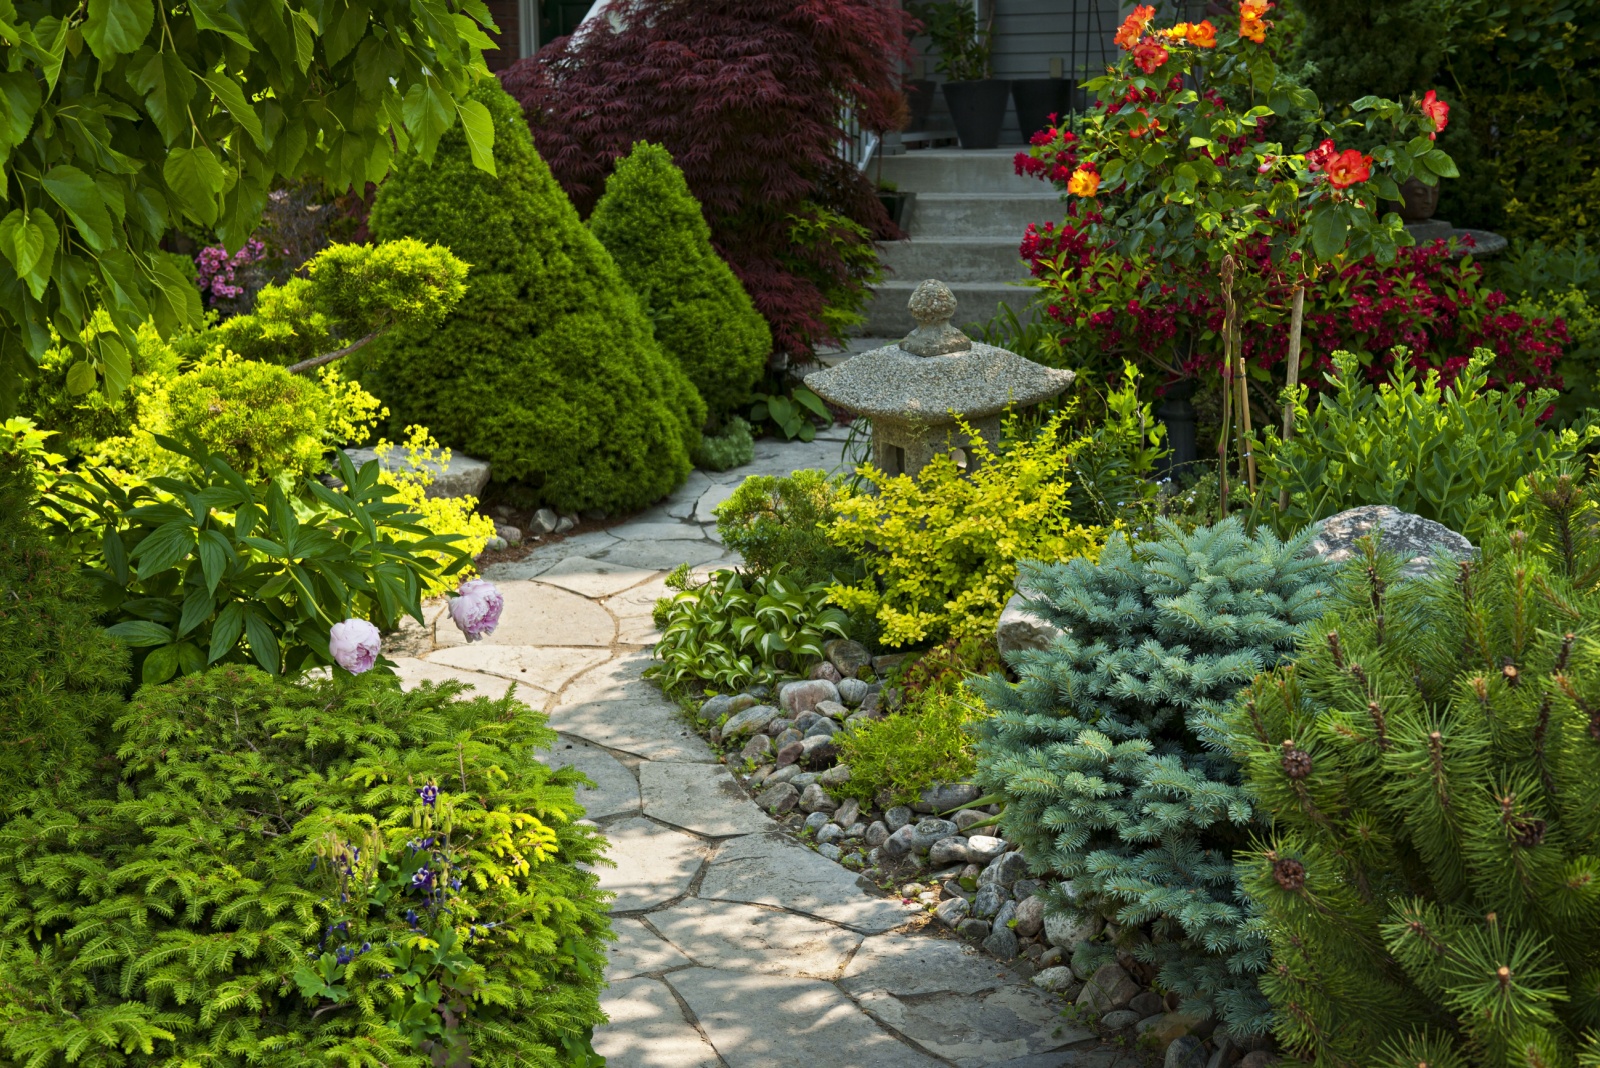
top-left (0, 667), bottom-right (611, 1067)
top-left (1227, 508), bottom-right (1600, 1068)
top-left (973, 518), bottom-right (1335, 1031)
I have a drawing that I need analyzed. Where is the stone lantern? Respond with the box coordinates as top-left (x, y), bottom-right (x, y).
top-left (804, 280), bottom-right (1074, 477)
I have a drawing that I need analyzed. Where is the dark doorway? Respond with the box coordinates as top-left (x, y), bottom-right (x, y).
top-left (540, 0), bottom-right (593, 44)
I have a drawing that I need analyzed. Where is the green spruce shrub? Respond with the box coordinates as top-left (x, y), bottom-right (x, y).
top-left (1228, 493), bottom-right (1600, 1067)
top-left (0, 666), bottom-right (610, 1067)
top-left (0, 441), bottom-right (127, 794)
top-left (589, 142), bottom-right (770, 418)
top-left (366, 82), bottom-right (704, 513)
top-left (972, 519), bottom-right (1336, 1032)
top-left (714, 469), bottom-right (858, 585)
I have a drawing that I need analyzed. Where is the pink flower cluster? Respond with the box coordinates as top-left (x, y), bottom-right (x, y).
top-left (194, 239), bottom-right (266, 304)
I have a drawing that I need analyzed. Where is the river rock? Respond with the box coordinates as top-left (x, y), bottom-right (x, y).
top-left (757, 782), bottom-right (799, 816)
top-left (799, 734), bottom-right (837, 767)
top-left (1013, 895), bottom-right (1046, 938)
top-left (815, 699), bottom-right (848, 720)
top-left (741, 734), bottom-right (773, 762)
top-left (780, 679), bottom-right (840, 715)
top-left (972, 883), bottom-right (1005, 919)
top-left (928, 836), bottom-right (970, 865)
top-left (835, 798), bottom-right (861, 827)
top-left (721, 704), bottom-right (780, 739)
top-left (1031, 966), bottom-right (1080, 996)
top-left (981, 851), bottom-right (1029, 886)
top-left (837, 678), bottom-right (869, 707)
top-left (824, 638), bottom-right (873, 678)
top-left (910, 818), bottom-right (959, 854)
top-left (881, 824), bottom-right (917, 858)
top-left (810, 661), bottom-right (843, 684)
top-left (1077, 961), bottom-right (1140, 1013)
top-left (913, 782), bottom-right (981, 813)
top-left (345, 446), bottom-right (490, 500)
top-left (983, 924), bottom-right (1021, 961)
top-left (1045, 909), bottom-right (1101, 948)
top-left (699, 694), bottom-right (734, 723)
top-left (965, 835), bottom-right (1007, 862)
top-left (885, 806), bottom-right (914, 832)
top-left (934, 896), bottom-right (970, 928)
top-left (864, 821), bottom-right (889, 847)
top-left (799, 783), bottom-right (838, 813)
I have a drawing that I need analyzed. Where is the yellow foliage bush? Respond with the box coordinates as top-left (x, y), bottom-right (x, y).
top-left (826, 411), bottom-right (1103, 648)
top-left (373, 426), bottom-right (496, 597)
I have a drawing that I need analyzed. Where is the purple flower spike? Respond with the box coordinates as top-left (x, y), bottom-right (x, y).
top-left (448, 579), bottom-right (503, 642)
top-left (329, 618), bottom-right (382, 674)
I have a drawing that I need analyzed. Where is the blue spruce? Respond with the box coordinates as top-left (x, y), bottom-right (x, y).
top-left (973, 518), bottom-right (1334, 1031)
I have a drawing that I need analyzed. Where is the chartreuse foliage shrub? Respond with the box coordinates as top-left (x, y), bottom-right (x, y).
top-left (714, 468), bottom-right (859, 586)
top-left (1226, 516), bottom-right (1600, 1068)
top-left (373, 427), bottom-right (497, 598)
top-left (40, 445), bottom-right (468, 684)
top-left (0, 666), bottom-right (610, 1068)
top-left (826, 411), bottom-right (1104, 649)
top-left (648, 565), bottom-right (850, 691)
top-left (589, 142), bottom-right (770, 419)
top-left (1261, 349), bottom-right (1600, 542)
top-left (837, 678), bottom-right (982, 808)
top-left (972, 520), bottom-right (1336, 1032)
top-left (367, 82), bottom-right (705, 513)
top-left (0, 447), bottom-right (128, 792)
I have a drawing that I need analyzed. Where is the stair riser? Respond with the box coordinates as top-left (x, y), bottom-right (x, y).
top-left (878, 152), bottom-right (1040, 195)
top-left (909, 195), bottom-right (1062, 238)
top-left (862, 283), bottom-right (1036, 337)
top-left (879, 240), bottom-right (1032, 284)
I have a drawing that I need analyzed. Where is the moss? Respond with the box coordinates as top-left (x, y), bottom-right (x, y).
top-left (366, 83), bottom-right (704, 513)
top-left (589, 142), bottom-right (771, 418)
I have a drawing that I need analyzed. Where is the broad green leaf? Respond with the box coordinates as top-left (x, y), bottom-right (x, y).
top-left (199, 529), bottom-right (233, 593)
top-left (65, 360), bottom-right (96, 394)
top-left (42, 165), bottom-right (116, 251)
top-left (200, 72), bottom-right (266, 148)
top-left (1422, 149), bottom-right (1460, 179)
top-left (177, 584), bottom-right (214, 638)
top-left (106, 619), bottom-right (174, 647)
top-left (402, 82), bottom-right (454, 162)
top-left (1309, 208), bottom-right (1349, 262)
top-left (0, 70), bottom-right (42, 151)
top-left (163, 146), bottom-right (226, 226)
top-left (243, 608), bottom-right (281, 673)
top-left (133, 519), bottom-right (196, 579)
top-left (209, 602), bottom-right (246, 662)
top-left (84, 0), bottom-right (154, 59)
top-left (142, 643), bottom-right (180, 684)
top-left (189, 0), bottom-right (255, 49)
top-left (131, 50), bottom-right (198, 145)
top-left (456, 97), bottom-right (496, 176)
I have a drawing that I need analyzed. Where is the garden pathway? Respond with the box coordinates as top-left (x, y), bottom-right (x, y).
top-left (388, 432), bottom-right (1127, 1068)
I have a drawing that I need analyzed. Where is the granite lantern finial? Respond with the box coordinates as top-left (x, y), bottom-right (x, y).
top-left (804, 281), bottom-right (1074, 479)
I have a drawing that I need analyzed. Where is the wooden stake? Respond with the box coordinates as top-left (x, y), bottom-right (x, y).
top-left (1278, 282), bottom-right (1307, 512)
top-left (1217, 255), bottom-right (1238, 517)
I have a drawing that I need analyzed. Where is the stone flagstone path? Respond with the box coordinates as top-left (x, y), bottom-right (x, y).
top-left (388, 432), bottom-right (1131, 1068)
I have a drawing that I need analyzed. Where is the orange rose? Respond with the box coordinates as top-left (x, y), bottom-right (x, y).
top-left (1132, 37), bottom-right (1170, 73)
top-left (1187, 19), bottom-right (1218, 47)
top-left (1239, 0), bottom-right (1271, 43)
top-left (1115, 4), bottom-right (1156, 49)
top-left (1324, 148), bottom-right (1373, 190)
top-left (1067, 167), bottom-right (1101, 197)
top-left (1420, 90), bottom-right (1450, 140)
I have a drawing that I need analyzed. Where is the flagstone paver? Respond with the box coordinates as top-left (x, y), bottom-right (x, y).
top-left (390, 436), bottom-right (1133, 1068)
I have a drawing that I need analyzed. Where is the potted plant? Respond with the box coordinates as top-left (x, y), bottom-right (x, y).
top-left (1012, 62), bottom-right (1079, 141)
top-left (912, 0), bottom-right (1009, 149)
top-left (877, 179), bottom-right (914, 229)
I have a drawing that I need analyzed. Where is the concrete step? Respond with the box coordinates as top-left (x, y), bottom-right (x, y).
top-left (877, 148), bottom-right (1039, 195)
top-left (908, 192), bottom-right (1061, 238)
top-left (878, 236), bottom-right (1031, 284)
top-left (862, 280), bottom-right (1035, 337)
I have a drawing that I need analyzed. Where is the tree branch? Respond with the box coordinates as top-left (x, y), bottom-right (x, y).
top-left (286, 331), bottom-right (382, 376)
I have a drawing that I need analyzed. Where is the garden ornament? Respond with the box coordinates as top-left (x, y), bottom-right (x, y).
top-left (804, 280), bottom-right (1074, 477)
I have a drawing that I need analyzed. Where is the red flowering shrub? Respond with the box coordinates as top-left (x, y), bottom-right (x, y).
top-left (500, 0), bottom-right (911, 358)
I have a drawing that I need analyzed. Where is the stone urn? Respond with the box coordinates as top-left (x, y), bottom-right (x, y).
top-left (803, 280), bottom-right (1075, 478)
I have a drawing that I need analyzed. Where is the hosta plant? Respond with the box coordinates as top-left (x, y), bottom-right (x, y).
top-left (39, 439), bottom-right (467, 682)
top-left (648, 566), bottom-right (851, 690)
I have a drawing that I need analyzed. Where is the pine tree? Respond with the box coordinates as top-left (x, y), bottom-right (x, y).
top-left (365, 81), bottom-right (705, 513)
top-left (973, 519), bottom-right (1335, 1031)
top-left (1227, 490), bottom-right (1600, 1068)
top-left (589, 142), bottom-right (770, 420)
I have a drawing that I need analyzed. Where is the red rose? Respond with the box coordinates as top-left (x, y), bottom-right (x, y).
top-left (1325, 149), bottom-right (1373, 190)
top-left (1132, 37), bottom-right (1170, 73)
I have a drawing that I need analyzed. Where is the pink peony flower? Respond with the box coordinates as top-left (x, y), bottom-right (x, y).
top-left (330, 618), bottom-right (382, 674)
top-left (449, 579), bottom-right (504, 642)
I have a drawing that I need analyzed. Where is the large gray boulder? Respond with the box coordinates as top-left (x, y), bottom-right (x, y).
top-left (342, 446), bottom-right (491, 500)
top-left (1308, 505), bottom-right (1475, 580)
top-left (996, 588), bottom-right (1063, 657)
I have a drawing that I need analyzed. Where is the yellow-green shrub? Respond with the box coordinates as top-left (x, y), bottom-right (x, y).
top-left (825, 412), bottom-right (1103, 648)
top-left (373, 426), bottom-right (496, 597)
top-left (835, 682), bottom-right (980, 806)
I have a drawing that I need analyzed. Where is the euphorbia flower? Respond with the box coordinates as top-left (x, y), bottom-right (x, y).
top-left (1132, 38), bottom-right (1169, 73)
top-left (1115, 4), bottom-right (1156, 49)
top-left (329, 618), bottom-right (382, 674)
top-left (1420, 90), bottom-right (1450, 140)
top-left (1067, 166), bottom-right (1101, 197)
top-left (449, 578), bottom-right (504, 642)
top-left (1239, 0), bottom-right (1271, 43)
top-left (1325, 148), bottom-right (1373, 189)
top-left (1305, 139), bottom-right (1336, 173)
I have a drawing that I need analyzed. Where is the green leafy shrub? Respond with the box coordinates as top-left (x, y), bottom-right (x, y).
top-left (366, 81), bottom-right (705, 513)
top-left (0, 447), bottom-right (128, 793)
top-left (1261, 349), bottom-right (1599, 541)
top-left (836, 683), bottom-right (980, 807)
top-left (750, 384), bottom-right (832, 443)
top-left (41, 444), bottom-right (468, 683)
top-left (0, 666), bottom-right (610, 1067)
top-left (693, 416), bottom-right (755, 473)
top-left (1227, 513), bottom-right (1600, 1066)
top-left (714, 469), bottom-right (858, 585)
top-left (826, 412), bottom-right (1104, 649)
top-left (589, 142), bottom-right (770, 418)
top-left (972, 519), bottom-right (1336, 1032)
top-left (648, 566), bottom-right (850, 691)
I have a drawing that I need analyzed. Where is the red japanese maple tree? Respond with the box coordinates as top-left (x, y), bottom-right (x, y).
top-left (500, 0), bottom-right (912, 359)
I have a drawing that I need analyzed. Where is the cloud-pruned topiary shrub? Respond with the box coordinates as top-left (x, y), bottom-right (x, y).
top-left (972, 519), bottom-right (1335, 1033)
top-left (0, 666), bottom-right (611, 1067)
top-left (366, 81), bottom-right (704, 513)
top-left (589, 142), bottom-right (770, 420)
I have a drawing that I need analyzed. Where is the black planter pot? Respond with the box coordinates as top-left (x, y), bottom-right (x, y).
top-left (1156, 379), bottom-right (1200, 478)
top-left (1011, 78), bottom-right (1079, 140)
top-left (942, 79), bottom-right (1011, 150)
top-left (877, 191), bottom-right (913, 230)
top-left (905, 78), bottom-right (937, 132)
